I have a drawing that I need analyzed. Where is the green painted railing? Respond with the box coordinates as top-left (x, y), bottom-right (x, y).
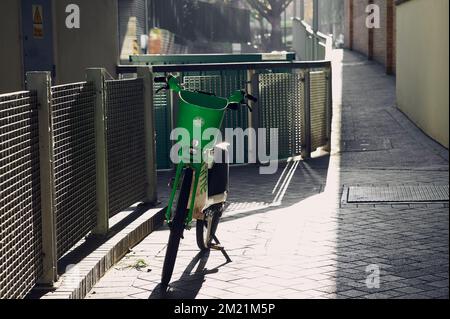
top-left (292, 18), bottom-right (333, 61)
top-left (118, 60), bottom-right (332, 172)
top-left (129, 53), bottom-right (296, 65)
top-left (128, 53), bottom-right (296, 169)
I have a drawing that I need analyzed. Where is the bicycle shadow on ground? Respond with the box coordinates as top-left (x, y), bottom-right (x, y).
top-left (149, 250), bottom-right (230, 299)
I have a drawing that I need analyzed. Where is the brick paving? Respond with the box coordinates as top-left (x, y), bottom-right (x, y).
top-left (86, 50), bottom-right (449, 299)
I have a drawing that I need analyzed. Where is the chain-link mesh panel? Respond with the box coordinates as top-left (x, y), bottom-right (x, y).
top-left (258, 72), bottom-right (304, 160)
top-left (153, 81), bottom-right (171, 169)
top-left (183, 71), bottom-right (249, 163)
top-left (220, 71), bottom-right (248, 138)
top-left (51, 82), bottom-right (97, 258)
top-left (106, 79), bottom-right (146, 217)
top-left (0, 91), bottom-right (42, 298)
top-left (184, 75), bottom-right (222, 96)
top-left (310, 71), bottom-right (328, 151)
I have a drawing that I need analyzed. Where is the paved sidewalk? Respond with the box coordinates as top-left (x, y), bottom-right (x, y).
top-left (86, 50), bottom-right (448, 299)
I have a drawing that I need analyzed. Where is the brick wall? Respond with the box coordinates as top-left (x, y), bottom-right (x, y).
top-left (352, 0), bottom-right (369, 56)
top-left (373, 0), bottom-right (387, 65)
top-left (388, 1), bottom-right (396, 74)
top-left (344, 0), bottom-right (396, 74)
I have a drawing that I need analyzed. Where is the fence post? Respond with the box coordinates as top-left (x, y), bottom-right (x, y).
top-left (169, 73), bottom-right (181, 169)
top-left (26, 72), bottom-right (58, 285)
top-left (312, 0), bottom-right (319, 60)
top-left (86, 68), bottom-right (109, 236)
top-left (137, 67), bottom-right (158, 204)
top-left (302, 70), bottom-right (312, 159)
top-left (324, 67), bottom-right (333, 153)
top-left (300, 0), bottom-right (305, 20)
top-left (169, 73), bottom-right (181, 133)
top-left (247, 69), bottom-right (257, 164)
top-left (368, 0), bottom-right (374, 60)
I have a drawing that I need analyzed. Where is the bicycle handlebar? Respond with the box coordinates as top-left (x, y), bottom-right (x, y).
top-left (154, 76), bottom-right (167, 83)
top-left (153, 74), bottom-right (258, 108)
top-left (245, 94), bottom-right (257, 103)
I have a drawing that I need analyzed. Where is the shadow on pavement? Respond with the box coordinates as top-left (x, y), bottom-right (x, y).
top-left (219, 155), bottom-right (330, 223)
top-left (334, 50), bottom-right (449, 298)
top-left (149, 250), bottom-right (231, 299)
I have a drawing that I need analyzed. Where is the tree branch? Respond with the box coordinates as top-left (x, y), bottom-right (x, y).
top-left (281, 0), bottom-right (294, 12)
top-left (246, 0), bottom-right (271, 20)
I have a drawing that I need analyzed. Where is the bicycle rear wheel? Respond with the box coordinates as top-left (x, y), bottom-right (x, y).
top-left (161, 167), bottom-right (193, 286)
top-left (196, 203), bottom-right (223, 251)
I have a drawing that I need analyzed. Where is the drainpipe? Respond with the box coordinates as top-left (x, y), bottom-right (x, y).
top-left (313, 0), bottom-right (319, 32)
top-left (284, 6), bottom-right (287, 46)
top-left (145, 0), bottom-right (149, 34)
top-left (300, 0), bottom-right (304, 21)
top-left (294, 0), bottom-right (297, 18)
top-left (313, 0), bottom-right (319, 59)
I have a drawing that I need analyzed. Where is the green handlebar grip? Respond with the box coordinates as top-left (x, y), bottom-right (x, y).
top-left (168, 75), bottom-right (181, 93)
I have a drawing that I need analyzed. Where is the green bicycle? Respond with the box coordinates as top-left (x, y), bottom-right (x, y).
top-left (154, 74), bottom-right (257, 287)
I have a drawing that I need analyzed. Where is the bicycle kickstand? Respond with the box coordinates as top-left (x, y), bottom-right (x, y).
top-left (211, 235), bottom-right (232, 263)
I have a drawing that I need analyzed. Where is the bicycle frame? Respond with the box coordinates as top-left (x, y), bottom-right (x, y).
top-left (164, 76), bottom-right (245, 226)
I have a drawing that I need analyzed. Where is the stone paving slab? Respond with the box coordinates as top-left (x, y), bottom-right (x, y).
top-left (32, 205), bottom-right (165, 299)
top-left (85, 49), bottom-right (448, 299)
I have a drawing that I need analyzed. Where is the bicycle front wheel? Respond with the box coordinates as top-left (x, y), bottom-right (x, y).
top-left (161, 167), bottom-right (193, 287)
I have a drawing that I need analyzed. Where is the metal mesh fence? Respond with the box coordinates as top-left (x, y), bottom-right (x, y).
top-left (309, 71), bottom-right (329, 151)
top-left (219, 71), bottom-right (249, 138)
top-left (106, 79), bottom-right (146, 217)
top-left (184, 75), bottom-right (222, 97)
top-left (153, 81), bottom-right (171, 169)
top-left (183, 71), bottom-right (249, 163)
top-left (0, 91), bottom-right (42, 299)
top-left (134, 55), bottom-right (298, 169)
top-left (51, 82), bottom-right (97, 259)
top-left (258, 72), bottom-right (305, 159)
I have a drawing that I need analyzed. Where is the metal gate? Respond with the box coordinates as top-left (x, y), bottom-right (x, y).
top-left (258, 72), bottom-right (305, 159)
top-left (183, 71), bottom-right (249, 163)
top-left (130, 53), bottom-right (296, 169)
top-left (51, 82), bottom-right (97, 258)
top-left (141, 60), bottom-right (332, 166)
top-left (105, 78), bottom-right (147, 217)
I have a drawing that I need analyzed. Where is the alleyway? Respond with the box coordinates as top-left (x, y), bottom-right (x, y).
top-left (86, 50), bottom-right (449, 299)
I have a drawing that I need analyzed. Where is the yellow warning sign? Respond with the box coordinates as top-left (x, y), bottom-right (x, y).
top-left (132, 39), bottom-right (139, 55)
top-left (32, 5), bottom-right (44, 39)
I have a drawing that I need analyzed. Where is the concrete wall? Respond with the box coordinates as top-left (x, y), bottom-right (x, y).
top-left (0, 0), bottom-right (119, 92)
top-left (53, 0), bottom-right (119, 84)
top-left (0, 0), bottom-right (23, 94)
top-left (396, 0), bottom-right (449, 148)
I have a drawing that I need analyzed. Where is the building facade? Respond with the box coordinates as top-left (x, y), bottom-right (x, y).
top-left (395, 0), bottom-right (449, 148)
top-left (344, 0), bottom-right (396, 74)
top-left (0, 0), bottom-right (120, 94)
top-left (344, 0), bottom-right (448, 148)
